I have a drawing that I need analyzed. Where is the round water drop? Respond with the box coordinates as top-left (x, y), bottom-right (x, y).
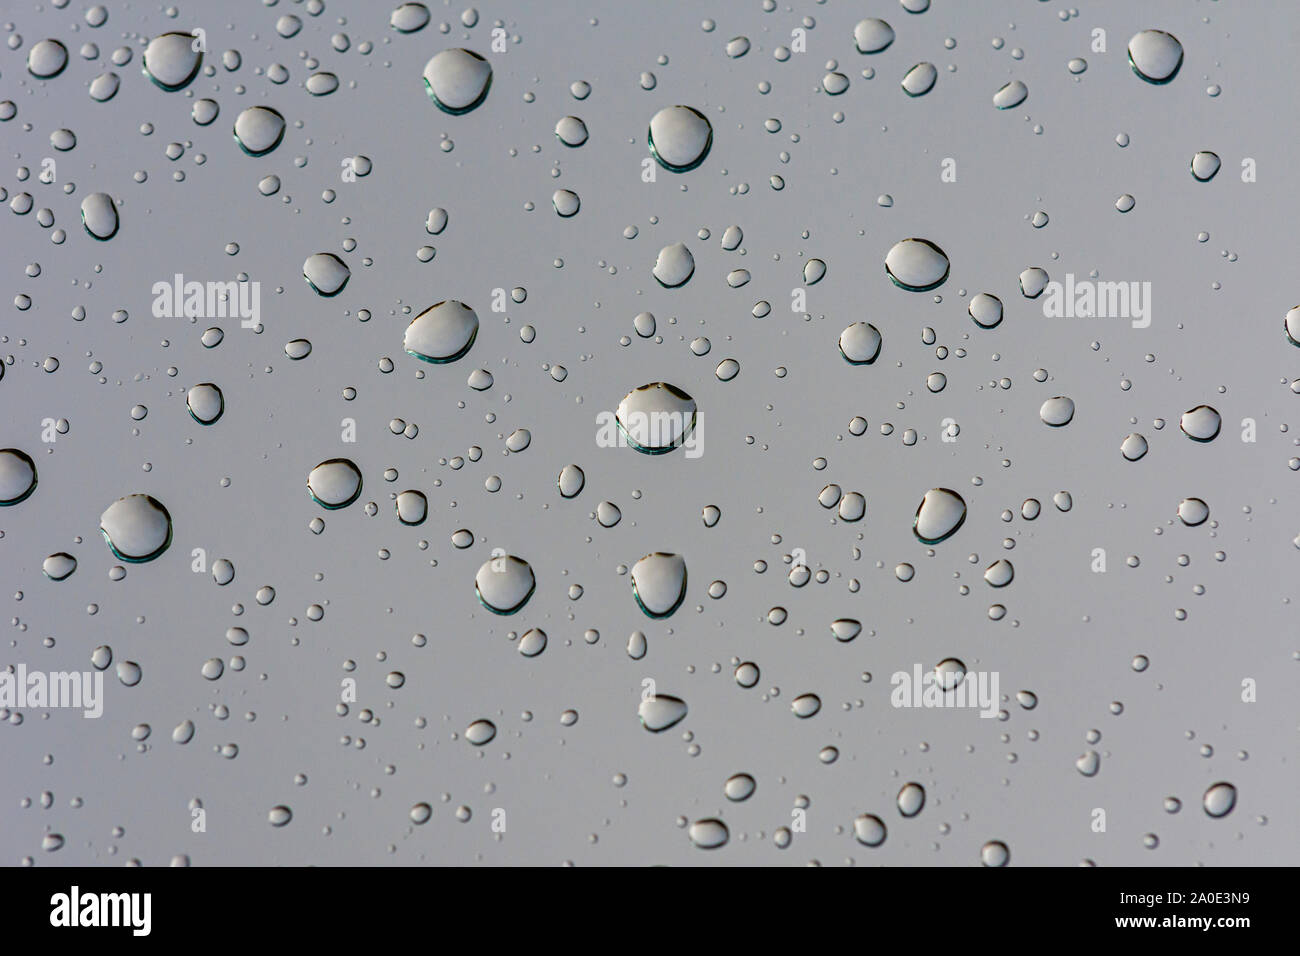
top-left (1191, 151), bottom-right (1221, 182)
top-left (307, 458), bottom-right (363, 509)
top-left (211, 558), bottom-right (234, 586)
top-left (831, 618), bottom-right (862, 642)
top-left (465, 719), bottom-right (496, 745)
top-left (968, 293), bottom-right (1002, 329)
top-left (1121, 433), bottom-right (1149, 461)
top-left (1039, 396), bottom-right (1075, 427)
top-left (838, 323), bottom-right (882, 364)
top-left (724, 773), bottom-right (756, 801)
top-left (688, 819), bottom-right (729, 850)
top-left (1076, 751), bottom-right (1101, 777)
top-left (984, 559), bottom-right (1014, 587)
top-left (647, 106), bottom-right (713, 172)
top-left (552, 189), bottom-right (580, 217)
top-left (638, 693), bottom-right (688, 732)
top-left (80, 193), bottom-right (118, 240)
top-left (789, 691), bottom-right (822, 718)
top-left (853, 19), bottom-right (895, 54)
top-left (1177, 497), bottom-right (1209, 527)
top-left (653, 242), bottom-right (695, 288)
top-left (555, 115), bottom-right (588, 147)
top-left (1127, 30), bottom-right (1183, 84)
top-left (90, 72), bottom-right (121, 102)
top-left (306, 72), bottom-right (339, 96)
top-left (143, 33), bottom-right (203, 91)
top-left (518, 628), bottom-right (547, 657)
top-left (1202, 782), bottom-right (1236, 818)
top-left (390, 3), bottom-right (431, 33)
top-left (897, 782), bottom-right (926, 817)
top-left (100, 494), bottom-right (172, 562)
top-left (474, 555), bottom-right (535, 614)
top-left (29, 39), bottom-right (70, 78)
top-left (395, 490), bottom-right (427, 525)
top-left (616, 382), bottom-right (697, 454)
top-left (1020, 267), bottom-right (1049, 298)
top-left (43, 553), bottom-right (77, 581)
top-left (885, 238), bottom-right (949, 291)
top-left (980, 840), bottom-right (1010, 867)
top-left (186, 383), bottom-right (224, 425)
top-left (557, 464), bottom-right (585, 498)
top-left (404, 300), bottom-right (479, 363)
top-left (853, 814), bottom-right (887, 847)
top-left (0, 449), bottom-right (38, 505)
top-left (630, 552), bottom-right (687, 618)
top-left (913, 488), bottom-right (967, 544)
top-left (422, 49), bottom-right (493, 114)
top-left (992, 80), bottom-right (1028, 109)
top-left (1179, 405), bottom-right (1221, 442)
top-left (233, 106), bottom-right (286, 156)
top-left (300, 253), bottom-right (349, 298)
top-left (901, 62), bottom-right (937, 97)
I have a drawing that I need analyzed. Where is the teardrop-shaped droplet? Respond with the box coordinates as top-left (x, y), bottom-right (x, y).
top-left (838, 322), bottom-right (882, 364)
top-left (1202, 782), bottom-right (1236, 818)
top-left (901, 62), bottom-right (937, 97)
top-left (913, 488), bottom-right (967, 544)
top-left (803, 258), bottom-right (826, 285)
top-left (422, 48), bottom-right (492, 114)
top-left (142, 33), bottom-right (202, 91)
top-left (80, 192), bottom-right (119, 240)
top-left (688, 818), bottom-right (729, 849)
top-left (404, 300), bottom-right (479, 363)
top-left (638, 693), bottom-right (688, 732)
top-left (307, 458), bottom-right (363, 509)
top-left (100, 494), bottom-right (172, 562)
top-left (992, 80), bottom-right (1028, 109)
top-left (616, 382), bottom-right (697, 454)
top-left (0, 449), bottom-right (38, 505)
top-left (1127, 30), bottom-right (1183, 84)
top-left (647, 106), bottom-right (713, 172)
top-left (186, 383), bottom-right (224, 425)
top-left (474, 554), bottom-right (535, 614)
top-left (885, 238), bottom-right (949, 291)
top-left (853, 19), bottom-right (895, 54)
top-left (233, 106), bottom-right (286, 156)
top-left (631, 552), bottom-right (687, 618)
top-left (302, 252), bottom-right (350, 297)
top-left (653, 241), bottom-right (695, 287)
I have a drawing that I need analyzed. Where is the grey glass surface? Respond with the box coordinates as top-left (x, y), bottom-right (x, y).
top-left (1, 0), bottom-right (1296, 866)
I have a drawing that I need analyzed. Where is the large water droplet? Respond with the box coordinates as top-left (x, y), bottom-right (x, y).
top-left (28, 39), bottom-right (69, 78)
top-left (615, 382), bottom-right (697, 454)
top-left (968, 293), bottom-right (1003, 329)
top-left (302, 252), bottom-right (350, 297)
top-left (1127, 30), bottom-right (1183, 84)
top-left (631, 552), bottom-right (687, 618)
top-left (980, 840), bottom-right (1010, 866)
top-left (647, 106), bottom-right (712, 172)
top-left (853, 19), bottom-right (894, 54)
top-left (1179, 404), bottom-right (1221, 442)
top-left (233, 106), bottom-right (286, 156)
top-left (1202, 782), bottom-right (1236, 818)
top-left (653, 242), bottom-right (695, 287)
top-left (1191, 151), bottom-right (1221, 182)
top-left (142, 33), bottom-right (202, 91)
top-left (474, 554), bottom-right (535, 614)
top-left (838, 322), bottom-right (883, 365)
top-left (404, 300), bottom-right (479, 363)
top-left (885, 238), bottom-right (949, 291)
top-left (80, 192), bottom-right (118, 240)
top-left (992, 80), bottom-right (1028, 109)
top-left (688, 818), bottom-right (729, 849)
top-left (43, 552), bottom-right (77, 581)
top-left (901, 62), bottom-right (938, 97)
top-left (638, 693), bottom-right (688, 732)
top-left (186, 383), bottom-right (224, 425)
top-left (897, 782), bottom-right (926, 817)
top-left (100, 494), bottom-right (172, 562)
top-left (465, 719), bottom-right (496, 745)
top-left (423, 49), bottom-right (492, 114)
top-left (724, 773), bottom-right (756, 801)
top-left (307, 458), bottom-right (363, 509)
top-left (1177, 497), bottom-right (1209, 526)
top-left (853, 813), bottom-right (887, 846)
top-left (0, 449), bottom-right (38, 505)
top-left (1039, 396), bottom-right (1075, 427)
top-left (913, 488), bottom-right (967, 544)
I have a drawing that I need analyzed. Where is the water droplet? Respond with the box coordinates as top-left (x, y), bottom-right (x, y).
top-left (980, 840), bottom-right (1010, 866)
top-left (474, 554), bottom-right (535, 614)
top-left (557, 464), bottom-right (585, 498)
top-left (885, 238), bottom-right (949, 291)
top-left (631, 552), bottom-right (688, 618)
top-left (142, 33), bottom-right (202, 91)
top-left (838, 322), bottom-right (883, 364)
top-left (42, 553), bottom-right (77, 581)
top-left (853, 813), bottom-right (887, 846)
top-left (465, 719), bottom-right (497, 745)
top-left (616, 382), bottom-right (697, 454)
top-left (897, 782), bottom-right (926, 817)
top-left (80, 192), bottom-right (119, 240)
top-left (423, 49), bottom-right (493, 114)
top-left (1127, 30), bottom-right (1183, 85)
top-left (1039, 396), bottom-right (1075, 427)
top-left (853, 19), bottom-right (895, 54)
top-left (233, 106), bottom-right (286, 156)
top-left (186, 383), bottom-right (224, 425)
top-left (0, 449), bottom-right (38, 505)
top-left (1177, 497), bottom-right (1209, 526)
top-left (1191, 151), bottom-right (1221, 182)
top-left (688, 818), bottom-right (729, 849)
top-left (1179, 405), bottom-right (1221, 442)
top-left (901, 62), bottom-right (938, 97)
top-left (725, 773), bottom-right (757, 801)
top-left (1202, 782), bottom-right (1236, 818)
top-left (639, 693), bottom-right (688, 732)
top-left (992, 80), bottom-right (1028, 109)
top-left (913, 488), bottom-right (967, 544)
top-left (647, 106), bottom-right (712, 172)
top-left (968, 293), bottom-right (1003, 329)
top-left (28, 39), bottom-right (70, 79)
top-left (653, 242), bottom-right (695, 287)
top-left (404, 300), bottom-right (479, 363)
top-left (307, 458), bottom-right (363, 509)
top-left (100, 494), bottom-right (172, 562)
